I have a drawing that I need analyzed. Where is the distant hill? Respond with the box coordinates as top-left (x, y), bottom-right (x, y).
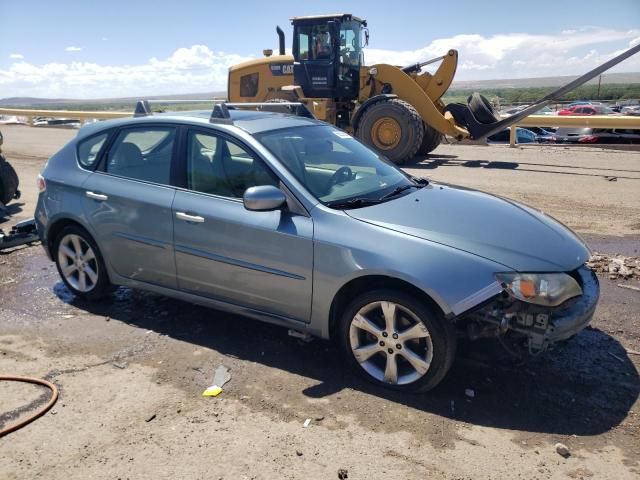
top-left (1, 72), bottom-right (639, 107)
top-left (451, 72), bottom-right (640, 90)
top-left (0, 92), bottom-right (226, 107)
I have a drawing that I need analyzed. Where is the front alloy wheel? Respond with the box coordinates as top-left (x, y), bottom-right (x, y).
top-left (340, 289), bottom-right (455, 392)
top-left (350, 301), bottom-right (433, 385)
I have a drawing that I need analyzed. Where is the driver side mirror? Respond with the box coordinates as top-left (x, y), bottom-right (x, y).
top-left (243, 185), bottom-right (287, 211)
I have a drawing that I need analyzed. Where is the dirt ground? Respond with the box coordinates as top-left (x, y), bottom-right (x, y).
top-left (1, 124), bottom-right (639, 479)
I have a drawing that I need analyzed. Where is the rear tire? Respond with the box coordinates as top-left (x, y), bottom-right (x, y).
top-left (53, 225), bottom-right (112, 301)
top-left (416, 123), bottom-right (443, 157)
top-left (0, 155), bottom-right (19, 205)
top-left (356, 99), bottom-right (424, 165)
top-left (338, 289), bottom-right (456, 392)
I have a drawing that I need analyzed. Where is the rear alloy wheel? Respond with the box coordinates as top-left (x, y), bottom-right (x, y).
top-left (54, 226), bottom-right (111, 300)
top-left (356, 99), bottom-right (424, 165)
top-left (339, 289), bottom-right (456, 392)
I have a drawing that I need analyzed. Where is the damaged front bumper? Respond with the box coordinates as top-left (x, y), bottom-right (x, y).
top-left (462, 266), bottom-right (600, 352)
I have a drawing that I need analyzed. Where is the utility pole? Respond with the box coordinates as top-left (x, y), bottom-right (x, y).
top-left (597, 74), bottom-right (602, 99)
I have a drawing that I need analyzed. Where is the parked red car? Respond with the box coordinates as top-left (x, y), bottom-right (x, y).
top-left (558, 105), bottom-right (616, 116)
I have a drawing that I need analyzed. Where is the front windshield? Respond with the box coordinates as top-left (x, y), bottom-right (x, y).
top-left (255, 125), bottom-right (414, 206)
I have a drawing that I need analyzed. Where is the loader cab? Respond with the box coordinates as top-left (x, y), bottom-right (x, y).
top-left (291, 14), bottom-right (366, 100)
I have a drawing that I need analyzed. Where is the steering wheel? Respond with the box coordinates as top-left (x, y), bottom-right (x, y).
top-left (329, 166), bottom-right (354, 187)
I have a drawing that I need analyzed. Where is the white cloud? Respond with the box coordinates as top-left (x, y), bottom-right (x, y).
top-left (102, 37), bottom-right (109, 41)
top-left (9, 53), bottom-right (24, 59)
top-left (0, 45), bottom-right (252, 98)
top-left (365, 27), bottom-right (640, 80)
top-left (1, 27), bottom-right (639, 99)
top-left (65, 46), bottom-right (83, 52)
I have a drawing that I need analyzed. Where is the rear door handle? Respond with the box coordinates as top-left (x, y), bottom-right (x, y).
top-left (86, 191), bottom-right (108, 201)
top-left (176, 211), bottom-right (205, 223)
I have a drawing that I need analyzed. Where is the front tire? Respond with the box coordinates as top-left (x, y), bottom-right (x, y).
top-left (356, 99), bottom-right (424, 165)
top-left (416, 123), bottom-right (443, 157)
top-left (338, 289), bottom-right (456, 392)
top-left (54, 225), bottom-right (112, 300)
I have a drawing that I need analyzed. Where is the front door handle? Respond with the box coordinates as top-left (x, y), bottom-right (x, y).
top-left (86, 191), bottom-right (108, 201)
top-left (176, 211), bottom-right (205, 223)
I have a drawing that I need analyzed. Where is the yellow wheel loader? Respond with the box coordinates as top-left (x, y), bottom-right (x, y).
top-left (228, 13), bottom-right (464, 164)
top-left (228, 13), bottom-right (640, 164)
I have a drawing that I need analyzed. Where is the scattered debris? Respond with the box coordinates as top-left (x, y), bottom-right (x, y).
top-left (61, 314), bottom-right (75, 319)
top-left (314, 415), bottom-right (325, 422)
top-left (626, 349), bottom-right (640, 356)
top-left (146, 414), bottom-right (156, 423)
top-left (465, 388), bottom-right (475, 398)
top-left (617, 284), bottom-right (640, 292)
top-left (202, 365), bottom-right (231, 397)
top-left (296, 450), bottom-right (303, 456)
top-left (555, 442), bottom-right (571, 458)
top-left (605, 176), bottom-right (618, 182)
top-left (112, 362), bottom-right (127, 369)
top-left (288, 329), bottom-right (313, 342)
top-left (608, 352), bottom-right (626, 364)
top-left (587, 253), bottom-right (640, 280)
top-left (338, 468), bottom-right (349, 479)
top-left (303, 418), bottom-right (311, 428)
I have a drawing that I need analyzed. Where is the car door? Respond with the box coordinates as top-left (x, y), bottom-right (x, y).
top-left (172, 128), bottom-right (314, 322)
top-left (83, 125), bottom-right (178, 288)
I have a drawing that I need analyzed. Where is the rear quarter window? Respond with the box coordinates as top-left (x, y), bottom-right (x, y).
top-left (77, 133), bottom-right (109, 169)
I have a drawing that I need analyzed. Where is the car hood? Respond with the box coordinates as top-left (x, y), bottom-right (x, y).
top-left (345, 183), bottom-right (590, 272)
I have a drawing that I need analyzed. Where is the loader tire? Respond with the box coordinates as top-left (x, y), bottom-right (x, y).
top-left (356, 99), bottom-right (424, 165)
top-left (417, 123), bottom-right (443, 156)
top-left (0, 155), bottom-right (19, 206)
top-left (467, 92), bottom-right (499, 125)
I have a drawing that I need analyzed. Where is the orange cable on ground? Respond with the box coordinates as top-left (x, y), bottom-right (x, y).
top-left (0, 376), bottom-right (58, 437)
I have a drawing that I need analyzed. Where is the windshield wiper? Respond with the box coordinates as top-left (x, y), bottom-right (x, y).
top-left (325, 197), bottom-right (383, 209)
top-left (378, 183), bottom-right (424, 201)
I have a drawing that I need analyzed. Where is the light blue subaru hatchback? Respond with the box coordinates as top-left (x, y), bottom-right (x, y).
top-left (35, 102), bottom-right (599, 392)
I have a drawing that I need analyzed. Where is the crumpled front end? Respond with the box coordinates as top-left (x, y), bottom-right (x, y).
top-left (459, 266), bottom-right (599, 354)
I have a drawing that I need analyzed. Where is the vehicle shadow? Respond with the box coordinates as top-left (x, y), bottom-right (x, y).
top-left (0, 202), bottom-right (24, 224)
top-left (55, 282), bottom-right (639, 437)
top-left (409, 158), bottom-right (640, 180)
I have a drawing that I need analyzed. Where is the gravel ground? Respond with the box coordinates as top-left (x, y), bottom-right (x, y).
top-left (1, 125), bottom-right (639, 479)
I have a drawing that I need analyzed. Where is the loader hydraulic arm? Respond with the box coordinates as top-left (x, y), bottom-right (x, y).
top-left (365, 60), bottom-right (469, 139)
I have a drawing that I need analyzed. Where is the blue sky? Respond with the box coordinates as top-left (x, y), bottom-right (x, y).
top-left (1, 0), bottom-right (639, 98)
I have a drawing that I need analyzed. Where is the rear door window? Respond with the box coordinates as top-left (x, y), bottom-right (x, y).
top-left (77, 133), bottom-right (109, 170)
top-left (106, 127), bottom-right (176, 185)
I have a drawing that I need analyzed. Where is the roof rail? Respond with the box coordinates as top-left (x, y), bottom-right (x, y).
top-left (133, 100), bottom-right (152, 117)
top-left (209, 101), bottom-right (316, 125)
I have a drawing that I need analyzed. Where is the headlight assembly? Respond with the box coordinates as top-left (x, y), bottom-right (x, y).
top-left (494, 272), bottom-right (582, 307)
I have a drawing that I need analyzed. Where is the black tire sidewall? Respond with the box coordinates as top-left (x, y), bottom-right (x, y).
top-left (356, 99), bottom-right (424, 165)
top-left (0, 156), bottom-right (19, 205)
top-left (53, 225), bottom-right (111, 300)
top-left (416, 123), bottom-right (443, 157)
top-left (337, 289), bottom-right (456, 392)
top-left (467, 93), bottom-right (498, 125)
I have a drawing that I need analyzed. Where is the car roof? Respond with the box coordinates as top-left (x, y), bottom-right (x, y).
top-left (76, 108), bottom-right (323, 140)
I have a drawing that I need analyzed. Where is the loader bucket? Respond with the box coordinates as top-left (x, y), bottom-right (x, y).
top-left (445, 42), bottom-right (640, 141)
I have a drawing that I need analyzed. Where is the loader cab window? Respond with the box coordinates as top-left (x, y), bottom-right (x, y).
top-left (240, 73), bottom-right (259, 98)
top-left (339, 22), bottom-right (363, 67)
top-left (296, 25), bottom-right (333, 60)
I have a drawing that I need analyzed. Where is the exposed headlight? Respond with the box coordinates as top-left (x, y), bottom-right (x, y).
top-left (494, 272), bottom-right (582, 307)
